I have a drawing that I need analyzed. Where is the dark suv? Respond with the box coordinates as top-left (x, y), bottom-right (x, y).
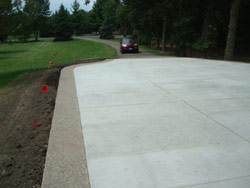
top-left (120, 38), bottom-right (139, 54)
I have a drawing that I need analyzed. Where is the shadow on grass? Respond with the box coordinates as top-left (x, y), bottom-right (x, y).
top-left (0, 69), bottom-right (30, 89)
top-left (0, 50), bottom-right (27, 54)
top-left (0, 57), bottom-right (7, 60)
top-left (0, 50), bottom-right (27, 61)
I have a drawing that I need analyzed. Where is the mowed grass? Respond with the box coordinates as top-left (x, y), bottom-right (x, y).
top-left (110, 38), bottom-right (122, 43)
top-left (140, 45), bottom-right (170, 56)
top-left (0, 39), bottom-right (117, 89)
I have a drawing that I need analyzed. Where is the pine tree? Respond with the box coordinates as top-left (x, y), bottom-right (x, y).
top-left (71, 0), bottom-right (86, 35)
top-left (54, 4), bottom-right (73, 41)
top-left (99, 16), bottom-right (114, 39)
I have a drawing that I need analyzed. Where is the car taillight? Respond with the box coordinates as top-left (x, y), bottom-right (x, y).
top-left (122, 44), bottom-right (127, 47)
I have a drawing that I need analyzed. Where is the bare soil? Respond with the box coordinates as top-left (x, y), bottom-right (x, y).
top-left (0, 59), bottom-right (105, 188)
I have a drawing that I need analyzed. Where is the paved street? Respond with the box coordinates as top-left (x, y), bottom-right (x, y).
top-left (75, 35), bottom-right (159, 58)
top-left (74, 58), bottom-right (250, 188)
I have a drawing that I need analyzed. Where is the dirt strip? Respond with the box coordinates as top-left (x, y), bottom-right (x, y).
top-left (0, 59), bottom-right (105, 188)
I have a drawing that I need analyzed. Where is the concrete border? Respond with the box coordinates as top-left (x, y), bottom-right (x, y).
top-left (42, 60), bottom-right (112, 188)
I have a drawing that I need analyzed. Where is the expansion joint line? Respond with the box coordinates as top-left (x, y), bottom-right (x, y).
top-left (149, 80), bottom-right (250, 144)
top-left (173, 174), bottom-right (250, 188)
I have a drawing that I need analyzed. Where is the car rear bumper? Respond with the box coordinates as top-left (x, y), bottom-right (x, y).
top-left (121, 46), bottom-right (139, 52)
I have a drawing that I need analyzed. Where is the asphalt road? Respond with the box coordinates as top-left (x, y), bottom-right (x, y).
top-left (75, 35), bottom-right (159, 58)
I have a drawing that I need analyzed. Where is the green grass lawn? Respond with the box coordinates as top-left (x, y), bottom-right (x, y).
top-left (0, 39), bottom-right (117, 89)
top-left (140, 45), bottom-right (170, 56)
top-left (110, 38), bottom-right (122, 43)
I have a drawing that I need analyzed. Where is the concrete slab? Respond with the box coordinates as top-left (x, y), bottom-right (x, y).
top-left (184, 176), bottom-right (250, 188)
top-left (78, 102), bottom-right (244, 157)
top-left (74, 62), bottom-right (178, 107)
top-left (189, 98), bottom-right (250, 142)
top-left (74, 58), bottom-right (250, 188)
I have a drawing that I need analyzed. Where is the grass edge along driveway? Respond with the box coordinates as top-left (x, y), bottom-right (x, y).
top-left (0, 39), bottom-right (117, 89)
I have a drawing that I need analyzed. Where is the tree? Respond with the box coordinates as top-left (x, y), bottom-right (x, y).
top-left (236, 0), bottom-right (250, 49)
top-left (84, 0), bottom-right (90, 5)
top-left (40, 16), bottom-right (54, 37)
top-left (16, 13), bottom-right (33, 42)
top-left (157, 0), bottom-right (174, 52)
top-left (86, 0), bottom-right (118, 34)
top-left (54, 4), bottom-right (73, 41)
top-left (71, 0), bottom-right (86, 35)
top-left (99, 0), bottom-right (117, 38)
top-left (89, 0), bottom-right (106, 33)
top-left (99, 16), bottom-right (114, 39)
top-left (23, 0), bottom-right (50, 41)
top-left (115, 3), bottom-right (129, 37)
top-left (162, 16), bottom-right (167, 51)
top-left (122, 0), bottom-right (155, 45)
top-left (193, 0), bottom-right (218, 57)
top-left (224, 0), bottom-right (241, 60)
top-left (83, 0), bottom-right (249, 59)
top-left (72, 0), bottom-right (80, 12)
top-left (0, 0), bottom-right (12, 41)
top-left (10, 0), bottom-right (33, 42)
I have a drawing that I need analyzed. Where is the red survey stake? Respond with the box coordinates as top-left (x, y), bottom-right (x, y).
top-left (41, 85), bottom-right (48, 92)
top-left (32, 118), bottom-right (38, 128)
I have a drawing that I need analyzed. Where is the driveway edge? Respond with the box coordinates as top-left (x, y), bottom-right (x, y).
top-left (41, 63), bottom-right (93, 188)
top-left (42, 60), bottom-right (113, 188)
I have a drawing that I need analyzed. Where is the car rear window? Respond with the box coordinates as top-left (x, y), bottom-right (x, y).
top-left (122, 38), bottom-right (136, 43)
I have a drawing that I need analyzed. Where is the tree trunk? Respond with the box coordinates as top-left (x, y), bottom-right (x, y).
top-left (157, 32), bottom-right (160, 50)
top-left (224, 0), bottom-right (241, 61)
top-left (181, 42), bottom-right (186, 57)
top-left (155, 24), bottom-right (160, 49)
top-left (35, 31), bottom-right (38, 41)
top-left (189, 43), bottom-right (193, 57)
top-left (123, 22), bottom-right (127, 37)
top-left (162, 16), bottom-right (167, 52)
top-left (202, 0), bottom-right (215, 58)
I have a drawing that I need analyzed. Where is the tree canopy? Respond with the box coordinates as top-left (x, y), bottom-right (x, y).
top-left (54, 4), bottom-right (73, 41)
top-left (1, 0), bottom-right (249, 60)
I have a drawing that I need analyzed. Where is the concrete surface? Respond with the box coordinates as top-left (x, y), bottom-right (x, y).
top-left (41, 64), bottom-right (95, 188)
top-left (74, 58), bottom-right (250, 188)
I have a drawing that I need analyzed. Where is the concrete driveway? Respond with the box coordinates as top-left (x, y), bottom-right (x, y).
top-left (73, 58), bottom-right (250, 188)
